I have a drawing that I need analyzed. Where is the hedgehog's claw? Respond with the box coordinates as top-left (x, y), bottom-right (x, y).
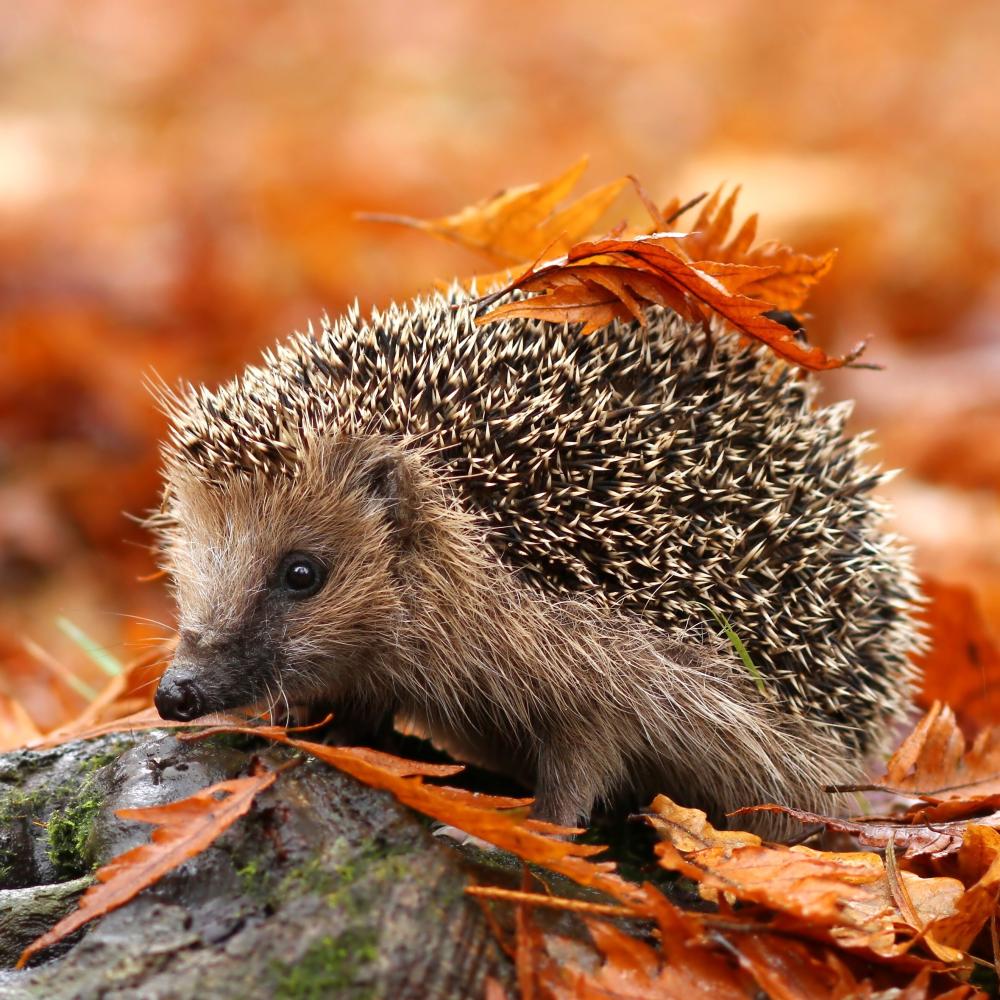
top-left (432, 824), bottom-right (498, 853)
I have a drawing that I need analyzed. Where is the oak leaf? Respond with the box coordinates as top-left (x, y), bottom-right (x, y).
top-left (17, 768), bottom-right (277, 968)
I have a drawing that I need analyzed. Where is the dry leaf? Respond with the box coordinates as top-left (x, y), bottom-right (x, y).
top-left (0, 692), bottom-right (41, 752)
top-left (361, 156), bottom-right (628, 264)
top-left (651, 186), bottom-right (838, 311)
top-left (189, 722), bottom-right (646, 907)
top-left (17, 768), bottom-right (277, 968)
top-left (646, 795), bottom-right (963, 958)
top-left (730, 803), bottom-right (980, 860)
top-left (924, 825), bottom-right (1000, 961)
top-left (916, 579), bottom-right (1000, 732)
top-left (882, 702), bottom-right (1000, 799)
top-left (477, 234), bottom-right (865, 371)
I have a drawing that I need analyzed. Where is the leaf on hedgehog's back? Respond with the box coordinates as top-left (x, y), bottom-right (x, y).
top-left (475, 235), bottom-right (866, 372)
top-left (359, 156), bottom-right (628, 264)
top-left (649, 186), bottom-right (838, 311)
top-left (16, 768), bottom-right (277, 969)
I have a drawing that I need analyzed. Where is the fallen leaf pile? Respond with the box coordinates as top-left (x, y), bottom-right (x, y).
top-left (13, 695), bottom-right (1000, 995)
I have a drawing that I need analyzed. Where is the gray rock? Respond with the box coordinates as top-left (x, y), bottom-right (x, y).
top-left (0, 730), bottom-right (512, 999)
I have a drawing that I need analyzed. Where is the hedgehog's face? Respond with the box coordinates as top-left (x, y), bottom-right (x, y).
top-left (154, 439), bottom-right (414, 722)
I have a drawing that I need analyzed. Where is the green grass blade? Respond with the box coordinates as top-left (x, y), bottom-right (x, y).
top-left (55, 617), bottom-right (123, 677)
top-left (698, 602), bottom-right (766, 697)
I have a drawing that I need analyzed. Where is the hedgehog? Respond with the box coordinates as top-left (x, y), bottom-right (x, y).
top-left (150, 290), bottom-right (921, 835)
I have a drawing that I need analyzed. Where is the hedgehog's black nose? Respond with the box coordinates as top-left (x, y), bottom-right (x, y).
top-left (154, 675), bottom-right (206, 722)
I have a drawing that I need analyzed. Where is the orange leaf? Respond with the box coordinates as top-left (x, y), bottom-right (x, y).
top-left (882, 702), bottom-right (1000, 800)
top-left (654, 186), bottom-right (838, 311)
top-left (478, 235), bottom-right (865, 371)
top-left (361, 156), bottom-right (628, 264)
top-left (17, 769), bottom-right (277, 968)
top-left (0, 692), bottom-right (41, 752)
top-left (924, 825), bottom-right (1000, 961)
top-left (916, 578), bottom-right (1000, 732)
top-left (570, 897), bottom-right (753, 999)
top-left (645, 795), bottom-right (964, 958)
top-left (190, 723), bottom-right (646, 908)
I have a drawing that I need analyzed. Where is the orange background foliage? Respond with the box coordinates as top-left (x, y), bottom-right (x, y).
top-left (1, 1), bottom-right (998, 731)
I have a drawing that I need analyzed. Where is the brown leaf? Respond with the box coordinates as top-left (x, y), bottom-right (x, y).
top-left (730, 934), bottom-right (880, 1000)
top-left (478, 234), bottom-right (865, 371)
top-left (27, 706), bottom-right (256, 749)
top-left (190, 722), bottom-right (647, 907)
top-left (653, 186), bottom-right (838, 311)
top-left (17, 769), bottom-right (277, 968)
top-left (646, 795), bottom-right (963, 958)
top-left (924, 825), bottom-right (1000, 960)
top-left (916, 578), bottom-right (1000, 732)
top-left (730, 803), bottom-right (977, 860)
top-left (882, 702), bottom-right (1000, 799)
top-left (361, 156), bottom-right (628, 264)
top-left (0, 693), bottom-right (41, 752)
top-left (551, 903), bottom-right (752, 999)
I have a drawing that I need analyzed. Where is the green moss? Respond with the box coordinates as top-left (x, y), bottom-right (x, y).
top-left (45, 775), bottom-right (103, 878)
top-left (272, 836), bottom-right (410, 910)
top-left (79, 739), bottom-right (133, 774)
top-left (274, 928), bottom-right (378, 1000)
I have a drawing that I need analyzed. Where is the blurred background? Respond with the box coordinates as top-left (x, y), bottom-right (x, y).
top-left (1, 0), bottom-right (998, 734)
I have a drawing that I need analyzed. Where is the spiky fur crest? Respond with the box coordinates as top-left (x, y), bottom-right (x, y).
top-left (154, 291), bottom-right (922, 834)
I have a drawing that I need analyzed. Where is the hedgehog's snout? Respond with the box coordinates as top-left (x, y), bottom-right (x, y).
top-left (154, 672), bottom-right (206, 722)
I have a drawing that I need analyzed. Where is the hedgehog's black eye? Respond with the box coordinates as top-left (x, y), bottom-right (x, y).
top-left (278, 553), bottom-right (325, 598)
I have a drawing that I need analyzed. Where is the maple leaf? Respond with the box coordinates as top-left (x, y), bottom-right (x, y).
top-left (17, 768), bottom-right (277, 968)
top-left (359, 156), bottom-right (628, 264)
top-left (476, 234), bottom-right (867, 371)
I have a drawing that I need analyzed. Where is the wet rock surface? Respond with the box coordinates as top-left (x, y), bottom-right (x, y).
top-left (0, 731), bottom-right (512, 999)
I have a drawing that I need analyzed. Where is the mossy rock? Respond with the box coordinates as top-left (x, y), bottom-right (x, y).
top-left (0, 732), bottom-right (512, 998)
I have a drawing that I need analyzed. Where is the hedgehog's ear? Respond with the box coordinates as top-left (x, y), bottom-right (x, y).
top-left (363, 451), bottom-right (415, 542)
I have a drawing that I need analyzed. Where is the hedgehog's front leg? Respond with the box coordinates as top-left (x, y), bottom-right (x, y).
top-left (531, 739), bottom-right (606, 829)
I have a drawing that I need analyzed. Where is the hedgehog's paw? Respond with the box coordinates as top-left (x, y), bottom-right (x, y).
top-left (432, 823), bottom-right (499, 854)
